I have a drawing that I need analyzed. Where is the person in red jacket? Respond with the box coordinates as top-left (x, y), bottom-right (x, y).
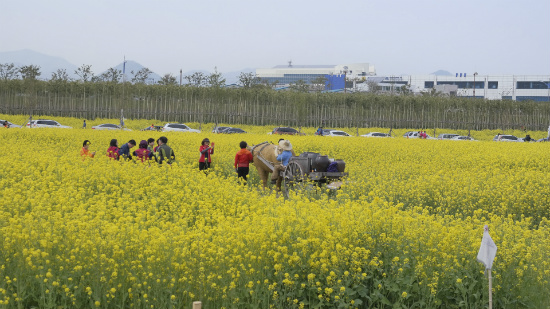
top-left (133, 140), bottom-right (151, 162)
top-left (234, 141), bottom-right (254, 183)
top-left (106, 139), bottom-right (120, 160)
top-left (199, 138), bottom-right (215, 171)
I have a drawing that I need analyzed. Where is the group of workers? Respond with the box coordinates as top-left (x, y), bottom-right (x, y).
top-left (79, 137), bottom-right (294, 184)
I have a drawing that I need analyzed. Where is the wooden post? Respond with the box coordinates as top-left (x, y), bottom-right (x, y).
top-left (488, 270), bottom-right (493, 309)
top-left (192, 301), bottom-right (202, 309)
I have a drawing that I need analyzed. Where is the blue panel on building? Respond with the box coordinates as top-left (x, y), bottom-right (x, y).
top-left (325, 74), bottom-right (345, 90)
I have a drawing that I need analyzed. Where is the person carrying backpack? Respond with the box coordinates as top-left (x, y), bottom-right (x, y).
top-left (133, 140), bottom-right (151, 162)
top-left (316, 126), bottom-right (324, 136)
top-left (107, 139), bottom-right (120, 160)
top-left (156, 136), bottom-right (175, 164)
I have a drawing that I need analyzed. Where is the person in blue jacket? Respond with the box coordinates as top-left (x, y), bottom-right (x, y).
top-left (271, 139), bottom-right (293, 185)
top-left (316, 126), bottom-right (324, 136)
top-left (118, 139), bottom-right (136, 160)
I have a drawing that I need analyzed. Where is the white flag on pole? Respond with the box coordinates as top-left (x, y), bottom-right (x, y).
top-left (477, 225), bottom-right (497, 270)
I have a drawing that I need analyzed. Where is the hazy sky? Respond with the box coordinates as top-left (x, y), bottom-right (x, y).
top-left (2, 0), bottom-right (549, 76)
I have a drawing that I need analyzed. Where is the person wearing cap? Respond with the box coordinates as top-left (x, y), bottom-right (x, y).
top-left (107, 139), bottom-right (120, 160)
top-left (118, 139), bottom-right (136, 160)
top-left (80, 140), bottom-right (95, 158)
top-left (199, 138), bottom-right (215, 171)
top-left (271, 139), bottom-right (293, 185)
top-left (155, 136), bottom-right (175, 164)
top-left (277, 138), bottom-right (296, 156)
top-left (234, 141), bottom-right (254, 183)
top-left (133, 140), bottom-right (151, 162)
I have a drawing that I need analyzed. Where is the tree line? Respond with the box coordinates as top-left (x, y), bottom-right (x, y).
top-left (1, 63), bottom-right (550, 131)
top-left (0, 62), bottom-right (263, 87)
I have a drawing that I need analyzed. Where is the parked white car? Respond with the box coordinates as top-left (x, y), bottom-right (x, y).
top-left (322, 129), bottom-right (352, 136)
top-left (26, 119), bottom-right (72, 129)
top-left (1, 119), bottom-right (22, 128)
top-left (162, 123), bottom-right (200, 133)
top-left (450, 135), bottom-right (477, 141)
top-left (493, 135), bottom-right (521, 142)
top-left (361, 132), bottom-right (392, 138)
top-left (437, 133), bottom-right (460, 140)
top-left (404, 131), bottom-right (435, 139)
top-left (212, 126), bottom-right (231, 133)
top-left (91, 123), bottom-right (131, 131)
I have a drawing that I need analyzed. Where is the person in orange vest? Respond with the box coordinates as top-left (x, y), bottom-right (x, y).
top-left (80, 140), bottom-right (96, 158)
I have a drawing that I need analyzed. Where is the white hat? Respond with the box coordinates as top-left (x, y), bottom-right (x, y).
top-left (279, 140), bottom-right (292, 151)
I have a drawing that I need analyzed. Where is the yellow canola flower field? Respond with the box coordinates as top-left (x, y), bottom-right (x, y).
top-left (0, 116), bottom-right (549, 309)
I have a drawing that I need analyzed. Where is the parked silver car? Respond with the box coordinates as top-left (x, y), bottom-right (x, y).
top-left (450, 136), bottom-right (477, 141)
top-left (26, 119), bottom-right (72, 129)
top-left (162, 123), bottom-right (200, 133)
top-left (361, 132), bottom-right (392, 138)
top-left (493, 135), bottom-right (521, 142)
top-left (1, 119), bottom-right (22, 128)
top-left (212, 126), bottom-right (231, 133)
top-left (437, 133), bottom-right (460, 140)
top-left (404, 131), bottom-right (435, 139)
top-left (91, 123), bottom-right (131, 131)
top-left (220, 127), bottom-right (247, 134)
top-left (322, 129), bottom-right (352, 136)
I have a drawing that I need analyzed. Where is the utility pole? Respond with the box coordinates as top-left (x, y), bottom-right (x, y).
top-left (122, 56), bottom-right (127, 83)
top-left (473, 72), bottom-right (478, 98)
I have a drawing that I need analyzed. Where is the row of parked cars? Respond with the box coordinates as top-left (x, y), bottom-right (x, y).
top-left (403, 132), bottom-right (476, 141)
top-left (270, 127), bottom-right (359, 137)
top-left (491, 134), bottom-right (547, 142)
top-left (270, 127), bottom-right (543, 142)
top-left (0, 118), bottom-right (204, 132)
top-left (270, 127), bottom-right (472, 140)
top-left (3, 119), bottom-right (547, 141)
top-left (2, 118), bottom-right (252, 134)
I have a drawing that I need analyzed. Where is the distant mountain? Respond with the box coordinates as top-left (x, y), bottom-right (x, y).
top-left (431, 70), bottom-right (452, 76)
top-left (0, 49), bottom-right (255, 85)
top-left (0, 49), bottom-right (78, 79)
top-left (224, 68), bottom-right (255, 85)
top-left (104, 60), bottom-right (163, 83)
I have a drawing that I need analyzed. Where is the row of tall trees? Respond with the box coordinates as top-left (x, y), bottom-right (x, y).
top-left (0, 62), bottom-right (267, 89)
top-left (1, 78), bottom-right (549, 131)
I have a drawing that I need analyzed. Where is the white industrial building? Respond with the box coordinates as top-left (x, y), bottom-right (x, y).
top-left (256, 62), bottom-right (376, 86)
top-left (256, 63), bottom-right (550, 101)
top-left (403, 74), bottom-right (550, 101)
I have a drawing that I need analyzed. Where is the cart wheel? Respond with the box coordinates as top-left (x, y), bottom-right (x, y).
top-left (283, 161), bottom-right (305, 196)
